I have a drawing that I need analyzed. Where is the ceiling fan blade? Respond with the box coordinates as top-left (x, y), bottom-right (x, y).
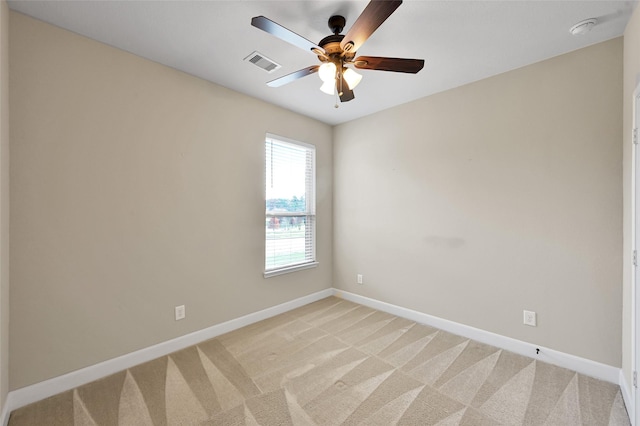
top-left (339, 86), bottom-right (355, 102)
top-left (354, 56), bottom-right (424, 73)
top-left (251, 16), bottom-right (323, 54)
top-left (340, 0), bottom-right (403, 53)
top-left (337, 77), bottom-right (355, 102)
top-left (267, 65), bottom-right (320, 88)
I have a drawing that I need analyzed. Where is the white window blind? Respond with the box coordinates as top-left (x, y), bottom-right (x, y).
top-left (265, 134), bottom-right (316, 275)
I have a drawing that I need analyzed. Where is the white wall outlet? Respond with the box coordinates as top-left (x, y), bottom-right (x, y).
top-left (357, 274), bottom-right (363, 285)
top-left (175, 305), bottom-right (186, 321)
top-left (523, 310), bottom-right (536, 327)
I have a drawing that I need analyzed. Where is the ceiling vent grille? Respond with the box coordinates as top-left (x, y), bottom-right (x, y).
top-left (244, 51), bottom-right (281, 73)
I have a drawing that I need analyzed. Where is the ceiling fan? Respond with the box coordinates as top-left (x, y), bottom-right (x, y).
top-left (251, 0), bottom-right (424, 103)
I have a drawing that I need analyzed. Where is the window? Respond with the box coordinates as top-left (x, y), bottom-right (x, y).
top-left (264, 134), bottom-right (317, 277)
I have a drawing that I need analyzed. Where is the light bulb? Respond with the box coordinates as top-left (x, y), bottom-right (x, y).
top-left (343, 67), bottom-right (362, 89)
top-left (318, 62), bottom-right (337, 82)
top-left (320, 80), bottom-right (335, 95)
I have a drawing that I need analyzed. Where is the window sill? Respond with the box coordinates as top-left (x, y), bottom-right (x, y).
top-left (264, 262), bottom-right (319, 278)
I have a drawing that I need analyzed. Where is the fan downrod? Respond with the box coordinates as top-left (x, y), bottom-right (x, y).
top-left (328, 15), bottom-right (346, 35)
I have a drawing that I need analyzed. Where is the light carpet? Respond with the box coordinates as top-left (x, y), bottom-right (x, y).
top-left (9, 296), bottom-right (629, 425)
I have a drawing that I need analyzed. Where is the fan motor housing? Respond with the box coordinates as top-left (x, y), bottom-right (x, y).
top-left (318, 34), bottom-right (355, 61)
top-left (317, 15), bottom-right (356, 62)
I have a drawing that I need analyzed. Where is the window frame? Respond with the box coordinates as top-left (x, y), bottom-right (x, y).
top-left (263, 133), bottom-right (318, 278)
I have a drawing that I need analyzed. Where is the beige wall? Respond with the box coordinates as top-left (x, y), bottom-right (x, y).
top-left (0, 0), bottom-right (8, 412)
top-left (334, 38), bottom-right (623, 367)
top-left (9, 12), bottom-right (333, 389)
top-left (622, 5), bottom-right (640, 390)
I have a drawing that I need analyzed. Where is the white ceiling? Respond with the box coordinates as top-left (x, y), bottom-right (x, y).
top-left (7, 0), bottom-right (638, 125)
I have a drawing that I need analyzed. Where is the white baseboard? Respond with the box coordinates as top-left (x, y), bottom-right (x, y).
top-left (333, 289), bottom-right (621, 384)
top-left (0, 288), bottom-right (333, 425)
top-left (620, 369), bottom-right (634, 425)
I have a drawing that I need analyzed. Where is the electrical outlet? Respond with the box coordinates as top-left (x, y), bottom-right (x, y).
top-left (523, 310), bottom-right (536, 327)
top-left (357, 274), bottom-right (363, 285)
top-left (175, 305), bottom-right (186, 321)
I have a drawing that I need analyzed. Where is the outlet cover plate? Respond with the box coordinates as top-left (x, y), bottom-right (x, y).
top-left (175, 305), bottom-right (186, 321)
top-left (523, 310), bottom-right (536, 327)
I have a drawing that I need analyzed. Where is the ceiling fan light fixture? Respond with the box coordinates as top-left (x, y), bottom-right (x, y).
top-left (320, 80), bottom-right (335, 95)
top-left (318, 62), bottom-right (337, 82)
top-left (343, 68), bottom-right (363, 90)
top-left (251, 0), bottom-right (424, 105)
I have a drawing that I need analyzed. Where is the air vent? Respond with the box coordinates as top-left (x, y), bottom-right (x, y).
top-left (244, 51), bottom-right (281, 73)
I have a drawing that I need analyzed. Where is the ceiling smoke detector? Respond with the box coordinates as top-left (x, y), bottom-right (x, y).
top-left (570, 19), bottom-right (597, 36)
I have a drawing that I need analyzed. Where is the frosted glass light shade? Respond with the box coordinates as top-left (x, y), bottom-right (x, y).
top-left (343, 68), bottom-right (362, 89)
top-left (320, 80), bottom-right (335, 95)
top-left (318, 62), bottom-right (337, 82)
